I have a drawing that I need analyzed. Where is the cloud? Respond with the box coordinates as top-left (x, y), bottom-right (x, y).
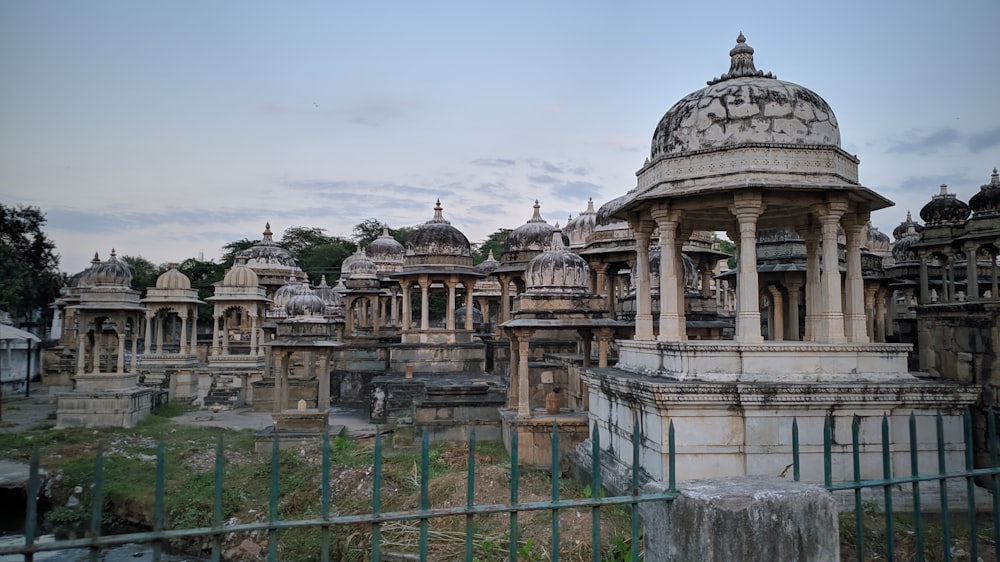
top-left (870, 172), bottom-right (975, 206)
top-left (967, 126), bottom-right (1000, 152)
top-left (472, 158), bottom-right (516, 167)
top-left (346, 99), bottom-right (405, 127)
top-left (602, 137), bottom-right (642, 152)
top-left (529, 174), bottom-right (560, 185)
top-left (551, 181), bottom-right (604, 200)
top-left (525, 159), bottom-right (564, 174)
top-left (887, 128), bottom-right (961, 155)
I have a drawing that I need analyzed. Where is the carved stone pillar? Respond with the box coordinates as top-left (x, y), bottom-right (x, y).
top-left (803, 230), bottom-right (821, 342)
top-left (446, 278), bottom-right (457, 331)
top-left (155, 312), bottom-right (165, 354)
top-left (179, 312), bottom-right (188, 355)
top-left (211, 313), bottom-right (221, 356)
top-left (249, 314), bottom-right (258, 356)
top-left (785, 279), bottom-right (802, 341)
top-left (815, 199), bottom-right (846, 343)
top-left (517, 332), bottom-right (532, 418)
top-left (463, 282), bottom-right (474, 331)
top-left (874, 288), bottom-right (887, 343)
top-left (76, 333), bottom-right (86, 376)
top-left (499, 273), bottom-right (513, 324)
top-left (918, 251), bottom-right (930, 304)
top-left (842, 214), bottom-right (868, 342)
top-left (420, 275), bottom-right (430, 331)
top-left (731, 192), bottom-right (765, 343)
top-left (632, 220), bottom-right (655, 341)
top-left (864, 285), bottom-right (878, 343)
top-left (964, 242), bottom-right (980, 300)
top-left (144, 313), bottom-right (154, 355)
top-left (767, 285), bottom-right (784, 341)
top-left (652, 206), bottom-right (684, 341)
top-left (400, 280), bottom-right (412, 331)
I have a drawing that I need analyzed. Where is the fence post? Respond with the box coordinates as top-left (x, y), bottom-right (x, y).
top-left (640, 476), bottom-right (839, 562)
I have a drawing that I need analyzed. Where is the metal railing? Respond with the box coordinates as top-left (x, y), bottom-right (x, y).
top-left (1, 421), bottom-right (675, 562)
top-left (791, 407), bottom-right (999, 562)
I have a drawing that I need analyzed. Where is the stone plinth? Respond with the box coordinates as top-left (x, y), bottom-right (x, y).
top-left (272, 409), bottom-right (328, 432)
top-left (56, 386), bottom-right (153, 428)
top-left (640, 477), bottom-right (839, 562)
top-left (500, 409), bottom-right (589, 468)
top-left (616, 340), bottom-right (914, 382)
top-left (388, 342), bottom-right (485, 373)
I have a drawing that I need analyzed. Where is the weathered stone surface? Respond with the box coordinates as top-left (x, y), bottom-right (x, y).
top-left (640, 476), bottom-right (839, 562)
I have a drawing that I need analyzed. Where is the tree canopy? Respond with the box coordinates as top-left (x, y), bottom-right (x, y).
top-left (0, 204), bottom-right (63, 326)
top-left (472, 228), bottom-right (511, 265)
top-left (352, 218), bottom-right (412, 248)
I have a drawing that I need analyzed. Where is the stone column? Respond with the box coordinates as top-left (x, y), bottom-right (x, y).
top-left (594, 262), bottom-right (608, 299)
top-left (517, 332), bottom-right (531, 419)
top-left (420, 276), bottom-right (430, 331)
top-left (964, 242), bottom-right (980, 299)
top-left (767, 285), bottom-right (783, 341)
top-left (144, 313), bottom-right (154, 355)
top-left (76, 333), bottom-right (86, 376)
top-left (179, 312), bottom-right (188, 355)
top-left (116, 323), bottom-right (126, 374)
top-left (318, 352), bottom-right (331, 410)
top-left (864, 285), bottom-right (878, 342)
top-left (400, 280), bottom-right (412, 331)
top-left (446, 278), bottom-right (456, 331)
top-left (606, 267), bottom-right (618, 319)
top-left (641, 477), bottom-right (839, 562)
top-left (274, 351), bottom-right (286, 413)
top-left (390, 291), bottom-right (399, 326)
top-left (221, 314), bottom-right (230, 355)
top-left (785, 279), bottom-right (802, 341)
top-left (508, 335), bottom-right (519, 409)
top-left (597, 332), bottom-right (611, 368)
top-left (632, 220), bottom-right (655, 341)
top-left (249, 314), bottom-right (258, 356)
top-left (499, 273), bottom-right (512, 324)
top-left (463, 283), bottom-right (474, 331)
top-left (918, 251), bottom-right (930, 304)
top-left (842, 214), bottom-right (867, 342)
top-left (92, 328), bottom-right (102, 373)
top-left (155, 313), bottom-right (165, 354)
top-left (942, 251), bottom-right (952, 302)
top-left (652, 207), bottom-right (684, 341)
top-left (731, 192), bottom-right (765, 343)
top-left (874, 288), bottom-right (887, 343)
top-left (130, 318), bottom-right (139, 371)
top-left (699, 263), bottom-right (713, 298)
top-left (815, 200), bottom-right (846, 343)
top-left (803, 230), bottom-right (821, 342)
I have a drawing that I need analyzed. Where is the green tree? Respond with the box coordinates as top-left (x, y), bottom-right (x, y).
top-left (352, 218), bottom-right (389, 247)
top-left (0, 204), bottom-right (63, 326)
top-left (278, 226), bottom-right (334, 256)
top-left (471, 228), bottom-right (511, 265)
top-left (121, 255), bottom-right (163, 295)
top-left (299, 240), bottom-right (356, 283)
top-left (178, 257), bottom-right (226, 325)
top-left (220, 238), bottom-right (258, 267)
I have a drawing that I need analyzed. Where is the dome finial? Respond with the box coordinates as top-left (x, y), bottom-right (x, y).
top-left (110, 248), bottom-right (117, 258)
top-left (262, 222), bottom-right (276, 244)
top-left (708, 32), bottom-right (774, 85)
top-left (92, 252), bottom-right (101, 264)
top-left (428, 199), bottom-right (450, 224)
top-left (528, 200), bottom-right (546, 223)
top-left (992, 168), bottom-right (999, 186)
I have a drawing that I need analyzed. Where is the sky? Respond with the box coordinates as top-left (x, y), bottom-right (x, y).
top-left (2, 1), bottom-right (998, 274)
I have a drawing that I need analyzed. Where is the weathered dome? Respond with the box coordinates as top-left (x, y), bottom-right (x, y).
top-left (343, 249), bottom-right (378, 279)
top-left (504, 201), bottom-right (569, 256)
top-left (405, 200), bottom-right (472, 266)
top-left (525, 230), bottom-right (590, 294)
top-left (73, 253), bottom-right (104, 289)
top-left (891, 219), bottom-right (922, 263)
top-left (88, 249), bottom-right (133, 287)
top-left (312, 275), bottom-right (342, 308)
top-left (919, 184), bottom-right (971, 226)
top-left (564, 198), bottom-right (597, 247)
top-left (367, 228), bottom-right (405, 270)
top-left (285, 282), bottom-right (326, 316)
top-left (155, 263), bottom-right (191, 290)
top-left (272, 276), bottom-right (302, 309)
top-left (223, 256), bottom-right (260, 287)
top-left (475, 249), bottom-right (501, 275)
top-left (892, 211), bottom-right (923, 240)
top-left (968, 168), bottom-right (1000, 217)
top-left (650, 34), bottom-right (840, 161)
top-left (863, 222), bottom-right (891, 253)
top-left (238, 223), bottom-right (299, 268)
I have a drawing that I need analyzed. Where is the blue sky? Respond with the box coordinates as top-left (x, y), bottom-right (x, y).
top-left (2, 1), bottom-right (998, 273)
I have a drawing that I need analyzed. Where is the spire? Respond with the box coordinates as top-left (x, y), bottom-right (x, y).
top-left (92, 252), bottom-right (101, 265)
top-left (549, 229), bottom-right (566, 250)
top-left (486, 249), bottom-right (497, 262)
top-left (262, 222), bottom-right (275, 244)
top-left (109, 248), bottom-right (118, 259)
top-left (428, 199), bottom-right (450, 224)
top-left (319, 274), bottom-right (329, 287)
top-left (586, 197), bottom-right (595, 213)
top-left (708, 33), bottom-right (774, 85)
top-left (527, 200), bottom-right (546, 223)
top-left (991, 168), bottom-right (999, 187)
top-left (381, 227), bottom-right (391, 238)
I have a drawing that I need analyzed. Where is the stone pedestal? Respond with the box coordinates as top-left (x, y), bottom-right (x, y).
top-left (640, 477), bottom-right (838, 561)
top-left (500, 409), bottom-right (588, 468)
top-left (254, 410), bottom-right (342, 453)
top-left (56, 385), bottom-right (153, 428)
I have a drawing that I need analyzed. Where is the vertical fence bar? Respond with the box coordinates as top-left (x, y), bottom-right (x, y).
top-left (936, 413), bottom-right (952, 562)
top-left (668, 421), bottom-right (676, 493)
top-left (465, 430), bottom-right (476, 562)
top-left (792, 417), bottom-right (800, 482)
top-left (268, 434), bottom-right (279, 562)
top-left (153, 442), bottom-right (165, 562)
top-left (989, 407), bottom-right (999, 562)
top-left (211, 436), bottom-right (224, 562)
top-left (551, 421), bottom-right (560, 562)
top-left (852, 416), bottom-right (863, 562)
top-left (372, 432), bottom-right (383, 562)
top-left (963, 408), bottom-right (978, 562)
top-left (591, 424), bottom-right (601, 562)
top-left (631, 421), bottom-right (640, 562)
top-left (509, 428), bottom-right (519, 562)
top-left (320, 427), bottom-right (331, 562)
top-left (909, 414), bottom-right (925, 562)
top-left (419, 432), bottom-right (430, 562)
top-left (823, 416), bottom-right (832, 488)
top-left (881, 415), bottom-right (894, 561)
top-left (25, 447), bottom-right (39, 562)
top-left (89, 447), bottom-right (104, 562)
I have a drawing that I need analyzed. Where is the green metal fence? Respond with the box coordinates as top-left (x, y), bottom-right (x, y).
top-left (2, 408), bottom-right (998, 561)
top-left (791, 407), bottom-right (1000, 562)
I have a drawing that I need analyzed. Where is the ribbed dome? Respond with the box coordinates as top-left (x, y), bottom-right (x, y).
top-left (343, 249), bottom-right (378, 279)
top-left (525, 230), bottom-right (590, 294)
top-left (88, 249), bottom-right (133, 287)
top-left (238, 223), bottom-right (299, 268)
top-left (968, 168), bottom-right (1000, 217)
top-left (919, 184), bottom-right (971, 226)
top-left (891, 219), bottom-right (922, 263)
top-left (223, 256), bottom-right (260, 287)
top-left (504, 200), bottom-right (569, 255)
top-left (332, 278), bottom-right (348, 298)
top-left (892, 211), bottom-right (924, 240)
top-left (367, 228), bottom-right (405, 270)
top-left (155, 263), bottom-right (191, 290)
top-left (650, 34), bottom-right (840, 161)
top-left (564, 198), bottom-right (597, 247)
top-left (475, 250), bottom-right (501, 275)
top-left (405, 200), bottom-right (473, 266)
top-left (285, 282), bottom-right (326, 316)
top-left (312, 275), bottom-right (341, 308)
top-left (73, 253), bottom-right (103, 289)
top-left (272, 276), bottom-right (302, 308)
